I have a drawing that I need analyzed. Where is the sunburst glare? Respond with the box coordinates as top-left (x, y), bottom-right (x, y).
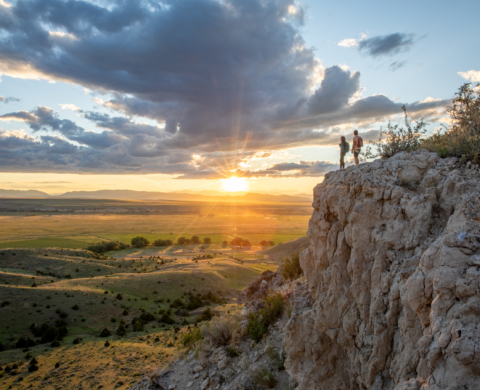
top-left (221, 176), bottom-right (249, 192)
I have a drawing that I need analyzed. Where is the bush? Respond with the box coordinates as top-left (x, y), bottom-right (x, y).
top-left (195, 308), bottom-right (214, 324)
top-left (71, 304), bottom-right (79, 310)
top-left (253, 367), bottom-right (277, 388)
top-left (72, 338), bottom-right (81, 345)
top-left (154, 239), bottom-right (173, 246)
top-left (203, 237), bottom-right (212, 244)
top-left (422, 83), bottom-right (480, 163)
top-left (99, 328), bottom-right (111, 337)
top-left (246, 293), bottom-right (284, 342)
top-left (202, 315), bottom-right (239, 347)
top-left (139, 312), bottom-right (155, 323)
top-left (15, 337), bottom-right (36, 349)
top-left (229, 237), bottom-right (251, 247)
top-left (364, 105), bottom-right (427, 159)
top-left (159, 314), bottom-right (175, 325)
top-left (266, 346), bottom-right (286, 370)
top-left (50, 340), bottom-right (61, 347)
top-left (132, 319), bottom-right (144, 331)
top-left (116, 324), bottom-right (126, 337)
top-left (281, 251), bottom-right (303, 281)
top-left (131, 236), bottom-right (149, 248)
top-left (181, 327), bottom-right (202, 348)
top-left (41, 327), bottom-right (60, 343)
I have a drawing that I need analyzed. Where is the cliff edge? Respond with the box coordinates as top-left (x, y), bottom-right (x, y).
top-left (284, 149), bottom-right (480, 389)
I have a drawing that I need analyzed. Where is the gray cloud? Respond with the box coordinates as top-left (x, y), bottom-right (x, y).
top-left (359, 33), bottom-right (415, 57)
top-left (0, 96), bottom-right (20, 104)
top-left (0, 1), bottom-right (448, 178)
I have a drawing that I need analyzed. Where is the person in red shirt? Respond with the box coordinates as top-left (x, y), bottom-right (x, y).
top-left (352, 130), bottom-right (362, 165)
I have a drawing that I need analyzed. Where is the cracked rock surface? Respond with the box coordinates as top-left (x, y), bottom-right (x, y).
top-left (284, 150), bottom-right (480, 389)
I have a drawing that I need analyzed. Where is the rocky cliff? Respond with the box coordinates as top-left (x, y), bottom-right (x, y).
top-left (284, 150), bottom-right (480, 389)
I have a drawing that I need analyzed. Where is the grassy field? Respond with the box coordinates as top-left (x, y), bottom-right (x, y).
top-left (0, 238), bottom-right (299, 389)
top-left (0, 214), bottom-right (309, 249)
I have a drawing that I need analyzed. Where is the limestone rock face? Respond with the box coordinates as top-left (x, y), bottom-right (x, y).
top-left (284, 150), bottom-right (480, 389)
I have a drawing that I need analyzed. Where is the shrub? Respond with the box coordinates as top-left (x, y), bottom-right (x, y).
top-left (202, 314), bottom-right (239, 347)
top-left (195, 308), bottom-right (214, 324)
top-left (154, 239), bottom-right (173, 246)
top-left (281, 251), bottom-right (303, 281)
top-left (266, 346), bottom-right (286, 370)
top-left (253, 367), bottom-right (277, 388)
top-left (422, 83), bottom-right (480, 163)
top-left (50, 340), bottom-right (61, 347)
top-left (55, 362), bottom-right (60, 368)
top-left (364, 105), bottom-right (427, 159)
top-left (122, 309), bottom-right (129, 316)
top-left (99, 328), bottom-right (111, 337)
top-left (132, 319), bottom-right (144, 332)
top-left (71, 304), bottom-right (79, 310)
top-left (41, 327), bottom-right (60, 343)
top-left (104, 340), bottom-right (110, 347)
top-left (246, 293), bottom-right (284, 342)
top-left (140, 312), bottom-right (155, 323)
top-left (131, 236), bottom-right (149, 248)
top-left (225, 345), bottom-right (240, 357)
top-left (15, 337), bottom-right (36, 349)
top-left (181, 327), bottom-right (202, 348)
top-left (72, 338), bottom-right (81, 345)
top-left (56, 309), bottom-right (68, 319)
top-left (116, 294), bottom-right (123, 300)
top-left (203, 237), bottom-right (212, 244)
top-left (159, 314), bottom-right (175, 325)
top-left (28, 364), bottom-right (39, 372)
top-left (116, 324), bottom-right (126, 337)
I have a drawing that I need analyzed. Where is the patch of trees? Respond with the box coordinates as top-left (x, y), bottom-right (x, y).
top-left (130, 311), bottom-right (156, 331)
top-left (28, 319), bottom-right (68, 347)
top-left (88, 241), bottom-right (129, 253)
top-left (131, 236), bottom-right (150, 248)
top-left (177, 236), bottom-right (211, 245)
top-left (154, 239), bottom-right (173, 246)
top-left (260, 240), bottom-right (275, 247)
top-left (229, 237), bottom-right (251, 247)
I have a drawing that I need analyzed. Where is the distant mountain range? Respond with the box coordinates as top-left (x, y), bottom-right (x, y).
top-left (0, 189), bottom-right (311, 203)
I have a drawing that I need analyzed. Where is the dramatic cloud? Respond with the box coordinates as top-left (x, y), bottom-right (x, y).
top-left (458, 70), bottom-right (480, 82)
top-left (0, 95), bottom-right (19, 103)
top-left (358, 33), bottom-right (415, 57)
top-left (0, 0), bottom-right (448, 178)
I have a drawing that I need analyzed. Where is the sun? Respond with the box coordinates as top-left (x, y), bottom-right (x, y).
top-left (221, 176), bottom-right (249, 192)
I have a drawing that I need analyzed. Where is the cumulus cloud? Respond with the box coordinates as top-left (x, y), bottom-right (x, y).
top-left (0, 0), bottom-right (449, 178)
top-left (0, 95), bottom-right (19, 103)
top-left (358, 33), bottom-right (415, 57)
top-left (338, 38), bottom-right (358, 48)
top-left (458, 70), bottom-right (480, 82)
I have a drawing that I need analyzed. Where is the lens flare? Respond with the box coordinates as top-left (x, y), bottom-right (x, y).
top-left (221, 176), bottom-right (249, 192)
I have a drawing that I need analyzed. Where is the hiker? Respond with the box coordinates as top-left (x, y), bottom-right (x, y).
top-left (352, 130), bottom-right (363, 165)
top-left (339, 136), bottom-right (349, 169)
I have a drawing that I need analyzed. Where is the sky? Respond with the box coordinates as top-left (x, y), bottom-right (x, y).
top-left (0, 0), bottom-right (478, 195)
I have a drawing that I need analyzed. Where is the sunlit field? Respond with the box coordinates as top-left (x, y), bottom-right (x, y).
top-left (0, 213), bottom-right (309, 249)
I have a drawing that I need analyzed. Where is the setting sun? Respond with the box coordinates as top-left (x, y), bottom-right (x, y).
top-left (221, 176), bottom-right (249, 192)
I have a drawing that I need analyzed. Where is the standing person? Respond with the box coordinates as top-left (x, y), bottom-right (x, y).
top-left (339, 136), bottom-right (349, 169)
top-left (352, 129), bottom-right (363, 165)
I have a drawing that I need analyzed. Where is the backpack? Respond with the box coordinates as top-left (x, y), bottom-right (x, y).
top-left (357, 136), bottom-right (363, 148)
top-left (345, 142), bottom-right (350, 153)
